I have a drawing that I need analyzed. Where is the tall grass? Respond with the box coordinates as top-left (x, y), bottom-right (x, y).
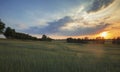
top-left (0, 39), bottom-right (120, 72)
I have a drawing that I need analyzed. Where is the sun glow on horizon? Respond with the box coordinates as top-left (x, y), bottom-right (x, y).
top-left (100, 31), bottom-right (108, 38)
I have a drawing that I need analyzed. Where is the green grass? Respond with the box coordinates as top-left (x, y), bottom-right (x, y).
top-left (0, 39), bottom-right (120, 72)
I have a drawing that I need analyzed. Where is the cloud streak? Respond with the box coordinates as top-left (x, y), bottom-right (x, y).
top-left (87, 0), bottom-right (115, 13)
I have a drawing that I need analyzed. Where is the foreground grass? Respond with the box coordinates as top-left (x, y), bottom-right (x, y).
top-left (0, 39), bottom-right (120, 72)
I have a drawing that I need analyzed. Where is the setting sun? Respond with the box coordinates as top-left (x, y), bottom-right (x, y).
top-left (100, 32), bottom-right (108, 38)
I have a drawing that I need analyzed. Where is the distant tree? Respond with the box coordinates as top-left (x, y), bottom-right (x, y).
top-left (41, 35), bottom-right (47, 41)
top-left (66, 37), bottom-right (88, 44)
top-left (4, 27), bottom-right (15, 38)
top-left (0, 19), bottom-right (5, 33)
top-left (95, 37), bottom-right (105, 44)
top-left (112, 37), bottom-right (120, 44)
top-left (47, 37), bottom-right (53, 41)
top-left (66, 37), bottom-right (73, 43)
top-left (84, 37), bottom-right (89, 40)
top-left (41, 34), bottom-right (53, 41)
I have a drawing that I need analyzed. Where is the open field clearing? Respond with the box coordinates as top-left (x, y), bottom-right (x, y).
top-left (0, 39), bottom-right (120, 72)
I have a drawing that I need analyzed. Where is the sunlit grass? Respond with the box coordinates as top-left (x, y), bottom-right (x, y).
top-left (0, 39), bottom-right (120, 72)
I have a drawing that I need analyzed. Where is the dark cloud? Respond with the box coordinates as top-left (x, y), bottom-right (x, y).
top-left (87, 0), bottom-right (114, 13)
top-left (23, 16), bottom-right (72, 34)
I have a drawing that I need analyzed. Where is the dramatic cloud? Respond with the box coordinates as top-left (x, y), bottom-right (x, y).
top-left (23, 16), bottom-right (72, 34)
top-left (87, 0), bottom-right (115, 13)
top-left (24, 15), bottom-right (110, 36)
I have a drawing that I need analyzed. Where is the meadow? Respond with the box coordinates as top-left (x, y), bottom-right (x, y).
top-left (0, 39), bottom-right (120, 72)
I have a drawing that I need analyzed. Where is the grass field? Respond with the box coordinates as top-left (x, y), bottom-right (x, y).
top-left (0, 39), bottom-right (120, 72)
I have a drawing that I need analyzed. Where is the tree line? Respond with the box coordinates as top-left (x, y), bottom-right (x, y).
top-left (4, 27), bottom-right (38, 40)
top-left (0, 20), bottom-right (52, 41)
top-left (66, 37), bottom-right (89, 44)
top-left (67, 36), bottom-right (120, 44)
top-left (112, 37), bottom-right (120, 44)
top-left (66, 37), bottom-right (105, 44)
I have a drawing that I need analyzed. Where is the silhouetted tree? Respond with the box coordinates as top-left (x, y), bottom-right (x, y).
top-left (47, 37), bottom-right (53, 41)
top-left (66, 38), bottom-right (73, 43)
top-left (0, 19), bottom-right (5, 33)
top-left (41, 34), bottom-right (53, 41)
top-left (95, 37), bottom-right (105, 44)
top-left (66, 37), bottom-right (89, 44)
top-left (84, 37), bottom-right (89, 40)
top-left (41, 35), bottom-right (47, 41)
top-left (4, 27), bottom-right (15, 38)
top-left (112, 37), bottom-right (120, 44)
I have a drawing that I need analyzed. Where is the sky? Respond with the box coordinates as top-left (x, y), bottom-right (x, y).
top-left (0, 0), bottom-right (120, 39)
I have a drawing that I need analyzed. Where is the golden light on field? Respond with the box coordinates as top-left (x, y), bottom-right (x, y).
top-left (100, 31), bottom-right (108, 38)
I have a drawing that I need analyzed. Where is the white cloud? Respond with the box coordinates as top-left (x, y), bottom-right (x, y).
top-left (17, 24), bottom-right (28, 30)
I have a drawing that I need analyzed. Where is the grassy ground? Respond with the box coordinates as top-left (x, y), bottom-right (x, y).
top-left (0, 39), bottom-right (120, 72)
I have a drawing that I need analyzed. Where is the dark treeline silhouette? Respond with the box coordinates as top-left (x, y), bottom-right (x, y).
top-left (112, 37), bottom-right (120, 44)
top-left (66, 37), bottom-right (105, 44)
top-left (66, 37), bottom-right (89, 44)
top-left (4, 27), bottom-right (37, 40)
top-left (0, 19), bottom-right (52, 41)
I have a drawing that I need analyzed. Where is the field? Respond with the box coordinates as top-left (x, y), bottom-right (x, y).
top-left (0, 39), bottom-right (120, 72)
